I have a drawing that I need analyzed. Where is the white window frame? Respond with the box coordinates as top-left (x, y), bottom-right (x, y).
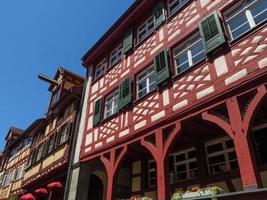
top-left (205, 136), bottom-right (237, 175)
top-left (171, 148), bottom-right (198, 182)
top-left (94, 59), bottom-right (106, 80)
top-left (136, 65), bottom-right (157, 99)
top-left (104, 90), bottom-right (119, 119)
top-left (173, 33), bottom-right (205, 75)
top-left (225, 0), bottom-right (267, 40)
top-left (137, 15), bottom-right (155, 44)
top-left (167, 0), bottom-right (188, 16)
top-left (36, 143), bottom-right (45, 162)
top-left (59, 124), bottom-right (70, 145)
top-left (109, 43), bottom-right (123, 67)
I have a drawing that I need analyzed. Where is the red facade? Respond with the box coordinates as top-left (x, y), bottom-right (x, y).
top-left (74, 0), bottom-right (267, 199)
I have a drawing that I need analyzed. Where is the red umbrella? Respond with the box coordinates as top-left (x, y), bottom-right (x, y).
top-left (35, 188), bottom-right (48, 196)
top-left (20, 193), bottom-right (35, 200)
top-left (47, 181), bottom-right (63, 190)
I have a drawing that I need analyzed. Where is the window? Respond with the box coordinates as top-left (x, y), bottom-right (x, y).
top-left (252, 126), bottom-right (267, 164)
top-left (137, 16), bottom-right (154, 43)
top-left (59, 124), bottom-right (70, 145)
top-left (94, 59), bottom-right (106, 80)
top-left (51, 89), bottom-right (60, 106)
top-left (27, 152), bottom-right (33, 167)
top-left (173, 34), bottom-right (205, 75)
top-left (148, 160), bottom-right (156, 187)
top-left (170, 148), bottom-right (198, 181)
top-left (206, 137), bottom-right (238, 175)
top-left (168, 0), bottom-right (189, 16)
top-left (225, 0), bottom-right (267, 40)
top-left (109, 43), bottom-right (123, 67)
top-left (36, 143), bottom-right (45, 162)
top-left (104, 90), bottom-right (119, 119)
top-left (47, 134), bottom-right (57, 154)
top-left (136, 66), bottom-right (157, 99)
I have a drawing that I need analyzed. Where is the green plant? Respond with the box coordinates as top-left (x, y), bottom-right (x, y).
top-left (8, 196), bottom-right (17, 200)
top-left (209, 186), bottom-right (223, 200)
top-left (171, 192), bottom-right (182, 200)
top-left (140, 197), bottom-right (153, 200)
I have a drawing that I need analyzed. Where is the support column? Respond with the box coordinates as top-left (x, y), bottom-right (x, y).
top-left (141, 122), bottom-right (181, 200)
top-left (227, 98), bottom-right (259, 190)
top-left (100, 147), bottom-right (127, 200)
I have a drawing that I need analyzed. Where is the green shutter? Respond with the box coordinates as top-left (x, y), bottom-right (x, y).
top-left (199, 12), bottom-right (225, 54)
top-left (153, 2), bottom-right (166, 29)
top-left (93, 98), bottom-right (102, 126)
top-left (119, 77), bottom-right (132, 110)
top-left (154, 49), bottom-right (170, 85)
top-left (123, 28), bottom-right (133, 54)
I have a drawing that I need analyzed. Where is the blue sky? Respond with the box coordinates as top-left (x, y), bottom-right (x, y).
top-left (0, 0), bottom-right (134, 150)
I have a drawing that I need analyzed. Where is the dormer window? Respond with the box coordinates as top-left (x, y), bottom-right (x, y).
top-left (109, 43), bottom-right (123, 67)
top-left (51, 89), bottom-right (60, 106)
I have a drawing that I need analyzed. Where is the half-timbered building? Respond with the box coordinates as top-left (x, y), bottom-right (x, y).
top-left (21, 68), bottom-right (84, 200)
top-left (68, 0), bottom-right (267, 199)
top-left (0, 127), bottom-right (33, 199)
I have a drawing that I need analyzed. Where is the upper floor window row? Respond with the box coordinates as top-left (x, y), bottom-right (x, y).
top-left (26, 123), bottom-right (71, 168)
top-left (93, 0), bottom-right (266, 81)
top-left (225, 0), bottom-right (267, 40)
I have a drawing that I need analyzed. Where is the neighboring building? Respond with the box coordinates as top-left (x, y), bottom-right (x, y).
top-left (67, 0), bottom-right (267, 200)
top-left (21, 68), bottom-right (84, 200)
top-left (0, 127), bottom-right (32, 199)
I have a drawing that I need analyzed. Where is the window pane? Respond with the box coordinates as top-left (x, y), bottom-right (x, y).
top-left (207, 143), bottom-right (223, 154)
top-left (177, 172), bottom-right (187, 180)
top-left (188, 150), bottom-right (196, 159)
top-left (208, 155), bottom-right (225, 165)
top-left (189, 170), bottom-right (198, 178)
top-left (175, 154), bottom-right (185, 162)
top-left (137, 67), bottom-right (156, 99)
top-left (189, 162), bottom-right (197, 169)
top-left (176, 164), bottom-right (186, 171)
top-left (210, 164), bottom-right (227, 174)
top-left (175, 52), bottom-right (189, 74)
top-left (231, 22), bottom-right (251, 40)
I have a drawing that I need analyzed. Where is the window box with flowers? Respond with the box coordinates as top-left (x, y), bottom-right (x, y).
top-left (171, 186), bottom-right (223, 200)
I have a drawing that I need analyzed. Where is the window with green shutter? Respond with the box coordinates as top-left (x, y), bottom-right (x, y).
top-left (119, 77), bottom-right (132, 110)
top-left (154, 49), bottom-right (170, 85)
top-left (123, 28), bottom-right (133, 54)
top-left (93, 98), bottom-right (102, 126)
top-left (199, 12), bottom-right (226, 54)
top-left (153, 2), bottom-right (166, 29)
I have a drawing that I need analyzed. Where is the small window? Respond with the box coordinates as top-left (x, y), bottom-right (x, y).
top-left (36, 143), bottom-right (45, 162)
top-left (136, 66), bottom-right (157, 99)
top-left (47, 134), bottom-right (56, 154)
top-left (173, 33), bottom-right (205, 75)
top-left (137, 16), bottom-right (155, 44)
top-left (94, 59), bottom-right (106, 80)
top-left (225, 0), bottom-right (267, 40)
top-left (59, 124), bottom-right (70, 145)
top-left (109, 43), bottom-right (123, 67)
top-left (172, 148), bottom-right (198, 181)
top-left (206, 137), bottom-right (238, 175)
top-left (51, 89), bottom-right (60, 106)
top-left (104, 90), bottom-right (119, 119)
top-left (168, 0), bottom-right (189, 16)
